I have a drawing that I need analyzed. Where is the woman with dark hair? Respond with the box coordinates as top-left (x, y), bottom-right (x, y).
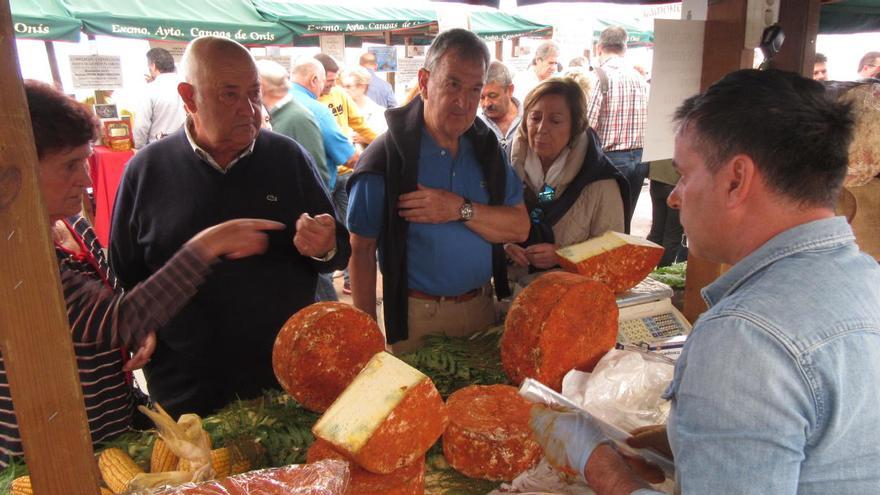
top-left (506, 77), bottom-right (629, 271)
top-left (0, 81), bottom-right (283, 467)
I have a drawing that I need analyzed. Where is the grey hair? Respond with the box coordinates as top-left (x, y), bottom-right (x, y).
top-left (424, 28), bottom-right (490, 74)
top-left (256, 59), bottom-right (291, 97)
top-left (346, 66), bottom-right (372, 88)
top-left (292, 57), bottom-right (325, 79)
top-left (599, 26), bottom-right (628, 54)
top-left (181, 36), bottom-right (253, 85)
top-left (486, 61), bottom-right (513, 87)
top-left (535, 40), bottom-right (560, 61)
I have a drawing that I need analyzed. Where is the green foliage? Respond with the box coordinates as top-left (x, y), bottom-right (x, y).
top-left (400, 326), bottom-right (510, 398)
top-left (649, 261), bottom-right (687, 290)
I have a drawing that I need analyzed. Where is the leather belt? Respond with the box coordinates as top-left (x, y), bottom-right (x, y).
top-left (408, 287), bottom-right (481, 303)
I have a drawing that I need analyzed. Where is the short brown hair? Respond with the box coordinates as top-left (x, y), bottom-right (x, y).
top-left (858, 51), bottom-right (880, 73)
top-left (24, 80), bottom-right (97, 159)
top-left (520, 77), bottom-right (588, 142)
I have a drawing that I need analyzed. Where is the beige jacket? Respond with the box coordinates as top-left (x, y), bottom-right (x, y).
top-left (510, 130), bottom-right (624, 248)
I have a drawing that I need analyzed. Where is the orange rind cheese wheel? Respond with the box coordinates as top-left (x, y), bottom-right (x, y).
top-left (307, 439), bottom-right (425, 495)
top-left (556, 231), bottom-right (664, 293)
top-left (442, 385), bottom-right (541, 481)
top-left (272, 302), bottom-right (385, 412)
top-left (501, 271), bottom-right (619, 391)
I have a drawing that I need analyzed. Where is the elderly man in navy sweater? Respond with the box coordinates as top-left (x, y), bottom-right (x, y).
top-left (110, 36), bottom-right (350, 418)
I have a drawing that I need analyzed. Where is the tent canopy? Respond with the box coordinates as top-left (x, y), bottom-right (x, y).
top-left (59, 0), bottom-right (294, 45)
top-left (820, 0), bottom-right (880, 34)
top-left (594, 17), bottom-right (653, 45)
top-left (252, 0), bottom-right (437, 37)
top-left (469, 11), bottom-right (552, 41)
top-left (10, 0), bottom-right (81, 41)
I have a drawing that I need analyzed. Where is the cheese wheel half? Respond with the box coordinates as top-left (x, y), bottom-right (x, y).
top-left (272, 302), bottom-right (385, 413)
top-left (501, 271), bottom-right (618, 390)
top-left (443, 385), bottom-right (541, 481)
top-left (313, 352), bottom-right (449, 474)
top-left (556, 231), bottom-right (663, 293)
top-left (308, 439), bottom-right (425, 495)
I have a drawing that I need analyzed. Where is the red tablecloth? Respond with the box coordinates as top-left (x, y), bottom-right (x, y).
top-left (88, 145), bottom-right (133, 246)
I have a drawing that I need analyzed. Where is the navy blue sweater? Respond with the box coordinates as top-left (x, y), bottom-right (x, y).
top-left (110, 129), bottom-right (350, 417)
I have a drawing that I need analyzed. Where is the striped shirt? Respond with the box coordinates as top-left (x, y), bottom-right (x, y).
top-left (587, 56), bottom-right (649, 152)
top-left (0, 215), bottom-right (212, 467)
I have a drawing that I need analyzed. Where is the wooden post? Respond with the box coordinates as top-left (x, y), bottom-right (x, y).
top-left (772, 0), bottom-right (821, 77)
top-left (683, 0), bottom-right (753, 322)
top-left (495, 40), bottom-right (503, 61)
top-left (384, 31), bottom-right (395, 91)
top-left (44, 41), bottom-right (63, 91)
top-left (511, 37), bottom-right (519, 59)
top-left (0, 2), bottom-right (102, 493)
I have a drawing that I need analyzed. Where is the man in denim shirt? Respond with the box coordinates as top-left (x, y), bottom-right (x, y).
top-left (530, 69), bottom-right (880, 493)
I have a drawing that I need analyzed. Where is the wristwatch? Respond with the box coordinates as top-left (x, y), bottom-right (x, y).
top-left (458, 197), bottom-right (474, 222)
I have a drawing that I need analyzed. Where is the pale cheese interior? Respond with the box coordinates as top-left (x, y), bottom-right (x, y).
top-left (556, 231), bottom-right (661, 261)
top-left (313, 351), bottom-right (427, 453)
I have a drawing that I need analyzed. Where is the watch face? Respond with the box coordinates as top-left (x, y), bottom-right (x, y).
top-left (460, 201), bottom-right (474, 221)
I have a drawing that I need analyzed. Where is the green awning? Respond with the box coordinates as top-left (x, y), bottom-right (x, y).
top-left (11, 0), bottom-right (82, 41)
top-left (469, 11), bottom-right (552, 41)
top-left (820, 0), bottom-right (880, 34)
top-left (594, 18), bottom-right (653, 46)
top-left (252, 0), bottom-right (437, 40)
top-left (59, 0), bottom-right (294, 45)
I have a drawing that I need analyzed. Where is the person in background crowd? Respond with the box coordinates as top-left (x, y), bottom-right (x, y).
top-left (341, 67), bottom-right (389, 137)
top-left (347, 29), bottom-right (529, 354)
top-left (133, 48), bottom-right (187, 149)
top-left (857, 51), bottom-right (880, 79)
top-left (257, 59), bottom-right (327, 182)
top-left (568, 56), bottom-right (588, 69)
top-left (359, 51), bottom-right (397, 108)
top-left (110, 37), bottom-right (350, 418)
top-left (506, 78), bottom-right (627, 273)
top-left (513, 40), bottom-right (560, 101)
top-left (813, 52), bottom-right (828, 81)
top-left (0, 80), bottom-right (283, 466)
top-left (588, 26), bottom-right (649, 231)
top-left (531, 69), bottom-right (880, 494)
top-left (478, 61), bottom-right (522, 159)
top-left (646, 159), bottom-right (687, 266)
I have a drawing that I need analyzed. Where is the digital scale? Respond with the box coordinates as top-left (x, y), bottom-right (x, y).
top-left (615, 278), bottom-right (692, 360)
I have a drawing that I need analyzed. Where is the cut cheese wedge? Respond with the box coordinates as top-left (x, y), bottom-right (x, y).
top-left (556, 231), bottom-right (664, 293)
top-left (313, 352), bottom-right (449, 474)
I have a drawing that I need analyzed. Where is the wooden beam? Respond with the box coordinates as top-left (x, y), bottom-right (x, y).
top-left (683, 0), bottom-right (754, 322)
top-left (44, 41), bottom-right (63, 91)
top-left (772, 0), bottom-right (821, 76)
top-left (0, 2), bottom-right (102, 493)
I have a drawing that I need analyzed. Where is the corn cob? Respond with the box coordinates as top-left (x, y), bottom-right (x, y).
top-left (177, 447), bottom-right (231, 478)
top-left (98, 447), bottom-right (145, 494)
top-left (150, 437), bottom-right (180, 473)
top-left (9, 476), bottom-right (31, 495)
top-left (10, 475), bottom-right (114, 495)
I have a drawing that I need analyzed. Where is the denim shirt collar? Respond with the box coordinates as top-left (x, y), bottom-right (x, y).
top-left (702, 216), bottom-right (856, 307)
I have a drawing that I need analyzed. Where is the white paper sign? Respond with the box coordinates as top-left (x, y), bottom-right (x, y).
top-left (396, 56), bottom-right (424, 89)
top-left (255, 55), bottom-right (293, 72)
top-left (319, 34), bottom-right (346, 63)
top-left (642, 19), bottom-right (705, 163)
top-left (69, 55), bottom-right (124, 90)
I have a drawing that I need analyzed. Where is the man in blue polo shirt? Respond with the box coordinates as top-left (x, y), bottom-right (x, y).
top-left (290, 57), bottom-right (356, 192)
top-left (347, 29), bottom-right (530, 353)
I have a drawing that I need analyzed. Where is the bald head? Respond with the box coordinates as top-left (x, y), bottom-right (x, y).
top-left (181, 36), bottom-right (255, 87)
top-left (291, 57), bottom-right (326, 97)
top-left (359, 52), bottom-right (377, 70)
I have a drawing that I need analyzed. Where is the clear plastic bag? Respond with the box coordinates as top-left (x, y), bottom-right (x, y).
top-left (146, 459), bottom-right (350, 495)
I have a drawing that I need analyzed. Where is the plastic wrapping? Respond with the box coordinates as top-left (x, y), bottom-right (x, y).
top-left (146, 459), bottom-right (350, 495)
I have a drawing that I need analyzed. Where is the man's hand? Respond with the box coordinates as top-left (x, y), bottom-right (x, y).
top-left (505, 243), bottom-right (530, 267)
top-left (626, 424), bottom-right (672, 459)
top-left (529, 405), bottom-right (608, 482)
top-left (188, 218), bottom-right (286, 260)
top-left (123, 331), bottom-right (156, 372)
top-left (398, 184), bottom-right (463, 224)
top-left (294, 213), bottom-right (337, 258)
top-left (525, 243), bottom-right (560, 269)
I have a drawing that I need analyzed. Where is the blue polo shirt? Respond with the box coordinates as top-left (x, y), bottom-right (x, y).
top-left (290, 83), bottom-right (355, 190)
top-left (348, 129), bottom-right (523, 296)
